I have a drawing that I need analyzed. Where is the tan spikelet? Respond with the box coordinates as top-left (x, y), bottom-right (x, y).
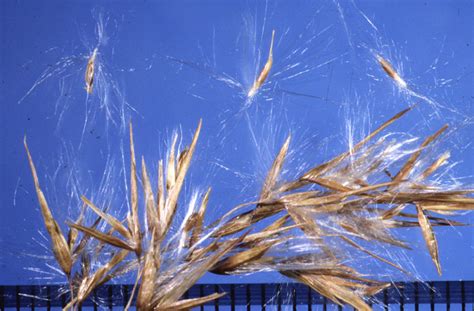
top-left (24, 138), bottom-right (72, 277)
top-left (260, 135), bottom-right (291, 201)
top-left (416, 204), bottom-right (442, 275)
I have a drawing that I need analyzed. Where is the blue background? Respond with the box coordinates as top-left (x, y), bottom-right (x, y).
top-left (1, 0), bottom-right (473, 285)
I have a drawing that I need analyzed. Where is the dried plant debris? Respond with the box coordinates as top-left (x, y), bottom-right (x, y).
top-left (26, 107), bottom-right (473, 310)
